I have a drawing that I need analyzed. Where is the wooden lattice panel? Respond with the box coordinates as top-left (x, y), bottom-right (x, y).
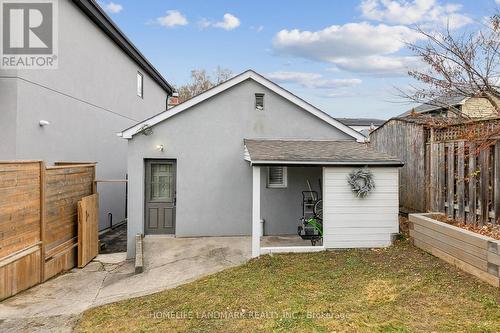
top-left (432, 119), bottom-right (500, 143)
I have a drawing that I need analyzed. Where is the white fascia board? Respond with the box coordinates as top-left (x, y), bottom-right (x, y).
top-left (121, 70), bottom-right (366, 142)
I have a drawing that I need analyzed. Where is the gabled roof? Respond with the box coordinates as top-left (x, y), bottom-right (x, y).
top-left (121, 70), bottom-right (366, 142)
top-left (73, 0), bottom-right (173, 94)
top-left (244, 139), bottom-right (403, 166)
top-left (397, 95), bottom-right (468, 118)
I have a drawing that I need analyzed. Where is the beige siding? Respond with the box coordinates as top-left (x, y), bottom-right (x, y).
top-left (323, 167), bottom-right (399, 248)
top-left (462, 98), bottom-right (497, 118)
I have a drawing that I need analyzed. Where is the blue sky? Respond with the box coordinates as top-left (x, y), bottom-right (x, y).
top-left (99, 0), bottom-right (499, 119)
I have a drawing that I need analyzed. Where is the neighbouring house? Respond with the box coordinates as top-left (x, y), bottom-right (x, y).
top-left (121, 70), bottom-right (403, 258)
top-left (398, 95), bottom-right (499, 119)
top-left (337, 118), bottom-right (385, 137)
top-left (0, 0), bottom-right (174, 230)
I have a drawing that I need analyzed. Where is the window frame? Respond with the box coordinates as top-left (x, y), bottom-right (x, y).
top-left (255, 93), bottom-right (264, 111)
top-left (267, 166), bottom-right (287, 188)
top-left (137, 72), bottom-right (144, 98)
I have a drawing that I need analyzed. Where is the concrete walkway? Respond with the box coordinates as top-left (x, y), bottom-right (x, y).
top-left (0, 237), bottom-right (251, 333)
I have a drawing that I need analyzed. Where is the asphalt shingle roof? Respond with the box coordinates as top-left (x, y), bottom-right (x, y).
top-left (336, 118), bottom-right (386, 126)
top-left (397, 95), bottom-right (467, 118)
top-left (244, 139), bottom-right (403, 165)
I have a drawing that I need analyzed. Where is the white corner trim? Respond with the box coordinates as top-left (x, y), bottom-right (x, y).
top-left (252, 166), bottom-right (261, 258)
top-left (121, 70), bottom-right (365, 142)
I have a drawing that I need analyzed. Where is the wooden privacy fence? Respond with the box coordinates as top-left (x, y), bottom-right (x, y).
top-left (428, 140), bottom-right (500, 225)
top-left (370, 117), bottom-right (500, 224)
top-left (0, 161), bottom-right (97, 300)
top-left (370, 119), bottom-right (428, 212)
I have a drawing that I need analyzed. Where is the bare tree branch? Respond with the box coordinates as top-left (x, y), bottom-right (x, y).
top-left (401, 15), bottom-right (500, 119)
top-left (176, 67), bottom-right (233, 103)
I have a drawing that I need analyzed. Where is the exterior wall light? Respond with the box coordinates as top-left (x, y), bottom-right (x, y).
top-left (156, 144), bottom-right (164, 152)
top-left (39, 120), bottom-right (50, 126)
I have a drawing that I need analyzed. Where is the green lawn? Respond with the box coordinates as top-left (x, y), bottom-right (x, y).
top-left (76, 239), bottom-right (500, 333)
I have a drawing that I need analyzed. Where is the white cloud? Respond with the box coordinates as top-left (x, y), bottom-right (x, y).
top-left (198, 13), bottom-right (241, 31)
top-left (213, 13), bottom-right (240, 30)
top-left (272, 22), bottom-right (424, 75)
top-left (101, 2), bottom-right (123, 14)
top-left (360, 0), bottom-right (472, 29)
top-left (266, 71), bottom-right (362, 89)
top-left (273, 22), bottom-right (420, 61)
top-left (497, 0), bottom-right (500, 5)
top-left (156, 10), bottom-right (188, 28)
top-left (332, 55), bottom-right (423, 76)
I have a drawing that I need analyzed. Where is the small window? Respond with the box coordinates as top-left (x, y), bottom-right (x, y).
top-left (267, 166), bottom-right (287, 188)
top-left (255, 93), bottom-right (264, 110)
top-left (137, 72), bottom-right (144, 98)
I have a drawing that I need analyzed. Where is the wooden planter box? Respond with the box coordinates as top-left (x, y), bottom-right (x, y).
top-left (409, 213), bottom-right (500, 287)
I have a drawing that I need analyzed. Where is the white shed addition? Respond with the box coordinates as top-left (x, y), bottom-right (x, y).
top-left (245, 139), bottom-right (403, 257)
top-left (322, 167), bottom-right (399, 249)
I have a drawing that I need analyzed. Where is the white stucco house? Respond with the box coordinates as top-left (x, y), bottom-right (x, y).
top-left (121, 70), bottom-right (403, 258)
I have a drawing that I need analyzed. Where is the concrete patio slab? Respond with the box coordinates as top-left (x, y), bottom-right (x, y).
top-left (261, 235), bottom-right (316, 247)
top-left (94, 252), bottom-right (127, 265)
top-left (0, 236), bottom-right (251, 333)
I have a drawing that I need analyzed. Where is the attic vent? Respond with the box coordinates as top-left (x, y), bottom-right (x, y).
top-left (267, 166), bottom-right (287, 188)
top-left (255, 93), bottom-right (264, 111)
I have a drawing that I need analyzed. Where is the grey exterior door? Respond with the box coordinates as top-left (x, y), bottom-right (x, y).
top-left (145, 160), bottom-right (176, 234)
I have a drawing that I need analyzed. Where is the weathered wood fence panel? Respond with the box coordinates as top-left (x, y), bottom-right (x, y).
top-left (369, 119), bottom-right (427, 212)
top-left (0, 161), bottom-right (96, 300)
top-left (78, 193), bottom-right (99, 268)
top-left (429, 141), bottom-right (498, 225)
top-left (468, 143), bottom-right (477, 224)
top-left (446, 143), bottom-right (455, 219)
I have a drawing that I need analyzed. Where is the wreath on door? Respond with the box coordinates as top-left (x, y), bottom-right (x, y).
top-left (347, 169), bottom-right (375, 198)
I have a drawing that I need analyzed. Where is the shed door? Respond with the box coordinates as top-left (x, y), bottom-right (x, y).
top-left (145, 160), bottom-right (176, 234)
